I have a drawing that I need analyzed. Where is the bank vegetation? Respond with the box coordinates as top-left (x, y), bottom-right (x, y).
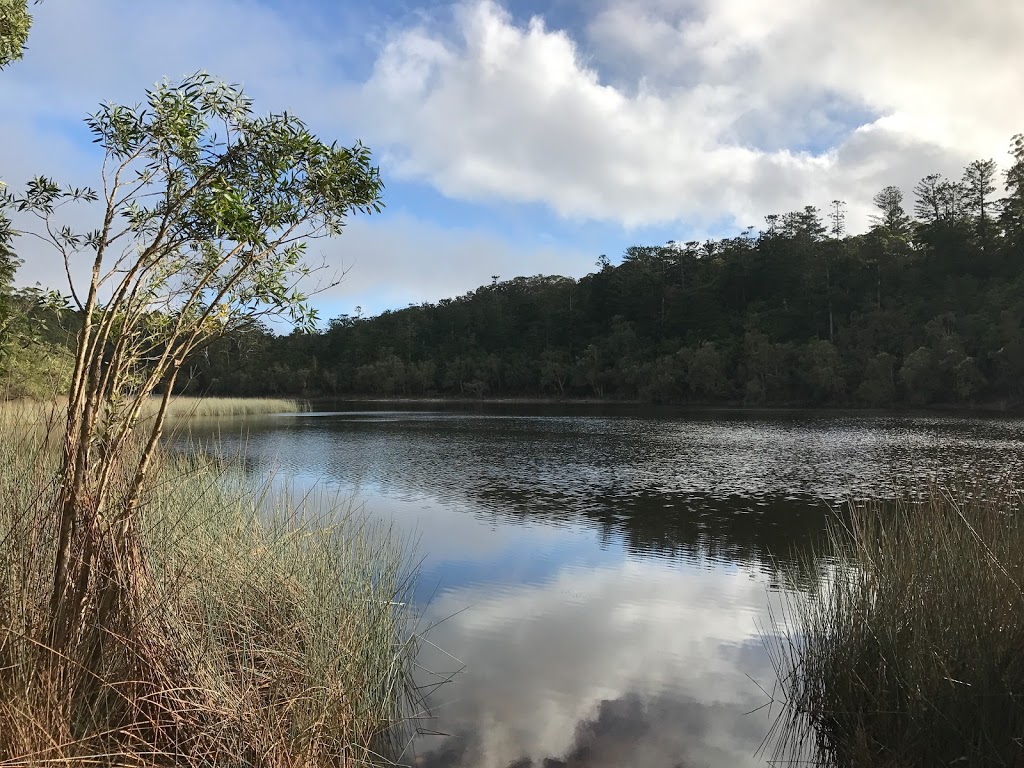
top-left (768, 486), bottom-right (1024, 767)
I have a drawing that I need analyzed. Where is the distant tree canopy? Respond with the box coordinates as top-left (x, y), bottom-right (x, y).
top-left (8, 133), bottom-right (1024, 409)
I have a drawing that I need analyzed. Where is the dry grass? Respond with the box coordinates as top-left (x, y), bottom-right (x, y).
top-left (0, 395), bottom-right (302, 426)
top-left (158, 396), bottom-right (303, 418)
top-left (0, 420), bottom-right (428, 767)
top-left (766, 485), bottom-right (1024, 768)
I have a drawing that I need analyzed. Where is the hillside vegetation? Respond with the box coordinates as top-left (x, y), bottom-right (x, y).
top-left (144, 142), bottom-right (1024, 407)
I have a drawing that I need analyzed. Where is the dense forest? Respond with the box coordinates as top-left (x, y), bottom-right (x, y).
top-left (6, 135), bottom-right (1024, 407)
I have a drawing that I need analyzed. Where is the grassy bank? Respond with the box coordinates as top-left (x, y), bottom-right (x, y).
top-left (0, 395), bottom-right (302, 425)
top-left (768, 487), bottom-right (1024, 767)
top-left (159, 396), bottom-right (304, 418)
top-left (0, 420), bottom-right (422, 766)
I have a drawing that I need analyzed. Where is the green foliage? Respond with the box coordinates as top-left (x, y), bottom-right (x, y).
top-left (769, 487), bottom-right (1024, 767)
top-left (687, 342), bottom-right (730, 400)
top-left (0, 281), bottom-right (75, 398)
top-left (2, 79), bottom-right (389, 768)
top-left (12, 122), bottom-right (1024, 409)
top-left (157, 134), bottom-right (1024, 408)
top-left (1002, 134), bottom-right (1024, 250)
top-left (743, 331), bottom-right (792, 403)
top-left (355, 351), bottom-right (405, 395)
top-left (85, 73), bottom-right (379, 329)
top-left (899, 347), bottom-right (939, 404)
top-left (0, 338), bottom-right (72, 398)
top-left (801, 339), bottom-right (846, 403)
top-left (855, 352), bottom-right (896, 406)
top-left (6, 72), bottom-right (383, 528)
top-left (539, 348), bottom-right (570, 396)
top-left (0, 0), bottom-right (31, 69)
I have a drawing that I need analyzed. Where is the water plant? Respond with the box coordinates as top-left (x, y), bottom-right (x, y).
top-left (766, 485), bottom-right (1024, 767)
top-left (0, 395), bottom-right (302, 423)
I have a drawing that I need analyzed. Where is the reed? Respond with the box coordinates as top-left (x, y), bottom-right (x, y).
top-left (0, 395), bottom-right (302, 426)
top-left (766, 485), bottom-right (1024, 767)
top-left (0, 423), bottom-right (425, 767)
top-left (158, 396), bottom-right (303, 418)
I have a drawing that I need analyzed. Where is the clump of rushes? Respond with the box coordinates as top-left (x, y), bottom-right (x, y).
top-left (766, 485), bottom-right (1024, 767)
top-left (0, 418), bottom-right (425, 766)
top-left (154, 396), bottom-right (303, 419)
top-left (0, 396), bottom-right (303, 429)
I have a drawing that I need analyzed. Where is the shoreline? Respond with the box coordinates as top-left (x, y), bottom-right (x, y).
top-left (299, 395), bottom-right (1024, 417)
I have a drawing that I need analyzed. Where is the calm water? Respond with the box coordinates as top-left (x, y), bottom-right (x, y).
top-left (182, 405), bottom-right (1024, 768)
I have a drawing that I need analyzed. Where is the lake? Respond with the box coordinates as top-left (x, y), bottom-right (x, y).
top-left (181, 405), bottom-right (1024, 768)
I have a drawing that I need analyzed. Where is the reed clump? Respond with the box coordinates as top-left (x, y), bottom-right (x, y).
top-left (0, 422), bottom-right (422, 767)
top-left (768, 486), bottom-right (1024, 767)
top-left (0, 395), bottom-right (302, 425)
top-left (157, 396), bottom-right (303, 418)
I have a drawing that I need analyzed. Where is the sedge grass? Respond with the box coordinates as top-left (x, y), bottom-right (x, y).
top-left (0, 421), bottom-right (428, 767)
top-left (0, 395), bottom-right (302, 426)
top-left (766, 486), bottom-right (1024, 768)
top-left (157, 396), bottom-right (303, 418)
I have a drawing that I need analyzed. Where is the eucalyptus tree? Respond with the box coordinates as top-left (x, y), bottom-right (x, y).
top-left (8, 73), bottom-right (383, 656)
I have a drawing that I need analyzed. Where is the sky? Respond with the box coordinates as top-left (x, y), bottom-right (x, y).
top-left (2, 0), bottom-right (1023, 323)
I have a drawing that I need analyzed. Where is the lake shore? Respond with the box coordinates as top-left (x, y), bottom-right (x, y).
top-left (301, 394), bottom-right (1024, 416)
top-left (186, 405), bottom-right (1024, 766)
top-left (0, 409), bottom-right (420, 765)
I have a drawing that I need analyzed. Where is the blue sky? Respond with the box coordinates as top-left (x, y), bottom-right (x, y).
top-left (2, 0), bottom-right (1021, 324)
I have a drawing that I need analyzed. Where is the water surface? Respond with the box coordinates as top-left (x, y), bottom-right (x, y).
top-left (182, 405), bottom-right (1024, 768)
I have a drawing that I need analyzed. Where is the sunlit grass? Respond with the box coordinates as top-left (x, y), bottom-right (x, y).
top-left (159, 396), bottom-right (303, 418)
top-left (0, 395), bottom-right (302, 426)
top-left (0, 423), bottom-right (430, 766)
top-left (766, 486), bottom-right (1024, 767)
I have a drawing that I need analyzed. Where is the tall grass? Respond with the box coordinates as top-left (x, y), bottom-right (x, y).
top-left (159, 396), bottom-right (304, 418)
top-left (0, 418), bottom-right (426, 766)
top-left (766, 486), bottom-right (1024, 767)
top-left (0, 395), bottom-right (302, 425)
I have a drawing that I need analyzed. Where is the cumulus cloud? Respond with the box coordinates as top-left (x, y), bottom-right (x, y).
top-left (4, 0), bottom-right (1022, 310)
top-left (0, 0), bottom-right (593, 309)
top-left (311, 211), bottom-right (594, 313)
top-left (352, 0), bottom-right (1024, 230)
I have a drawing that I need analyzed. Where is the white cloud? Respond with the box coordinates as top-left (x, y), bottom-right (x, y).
top-left (4, 0), bottom-right (1023, 309)
top-left (414, 559), bottom-right (780, 767)
top-left (194, 424), bottom-right (594, 565)
top-left (8, 201), bottom-right (590, 318)
top-left (351, 0), bottom-right (1024, 231)
top-left (0, 1), bottom-right (590, 309)
top-left (310, 211), bottom-right (593, 312)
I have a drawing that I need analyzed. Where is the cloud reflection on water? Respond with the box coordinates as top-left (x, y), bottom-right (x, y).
top-left (173, 408), bottom-right (1024, 767)
top-left (410, 559), bottom-right (781, 768)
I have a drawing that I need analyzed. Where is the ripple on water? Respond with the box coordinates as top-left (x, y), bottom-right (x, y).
top-left (175, 408), bottom-right (1024, 768)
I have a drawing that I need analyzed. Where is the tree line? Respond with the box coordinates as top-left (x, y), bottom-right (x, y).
top-left (7, 136), bottom-right (1024, 407)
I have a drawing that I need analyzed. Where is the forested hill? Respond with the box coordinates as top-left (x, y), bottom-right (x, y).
top-left (8, 143), bottom-right (1024, 407)
top-left (180, 148), bottom-right (1024, 407)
